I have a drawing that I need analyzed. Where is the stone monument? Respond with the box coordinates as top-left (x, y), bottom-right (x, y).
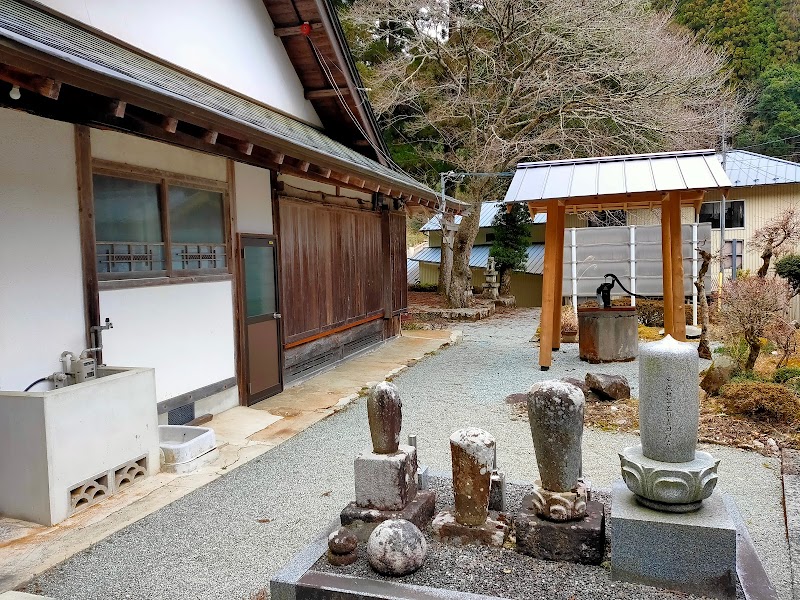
top-left (340, 382), bottom-right (436, 540)
top-left (483, 257), bottom-right (500, 300)
top-left (514, 381), bottom-right (605, 565)
top-left (431, 428), bottom-right (509, 546)
top-left (612, 336), bottom-right (737, 598)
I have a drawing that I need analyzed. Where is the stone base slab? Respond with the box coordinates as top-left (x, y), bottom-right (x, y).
top-left (611, 480), bottom-right (737, 599)
top-left (515, 500), bottom-right (605, 565)
top-left (340, 490), bottom-right (435, 542)
top-left (431, 509), bottom-right (509, 547)
top-left (354, 445), bottom-right (417, 511)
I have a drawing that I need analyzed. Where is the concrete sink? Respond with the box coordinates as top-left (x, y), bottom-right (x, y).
top-left (158, 425), bottom-right (217, 473)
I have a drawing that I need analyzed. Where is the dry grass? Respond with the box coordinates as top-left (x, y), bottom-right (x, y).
top-left (719, 382), bottom-right (800, 423)
top-left (637, 325), bottom-right (663, 342)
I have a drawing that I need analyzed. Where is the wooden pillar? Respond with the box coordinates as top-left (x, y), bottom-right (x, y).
top-left (660, 194), bottom-right (674, 336)
top-left (669, 193), bottom-right (687, 341)
top-left (539, 200), bottom-right (559, 370)
top-left (551, 204), bottom-right (566, 350)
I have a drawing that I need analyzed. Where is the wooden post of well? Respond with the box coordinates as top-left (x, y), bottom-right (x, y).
top-left (539, 199), bottom-right (559, 370)
top-left (551, 203), bottom-right (566, 351)
top-left (669, 193), bottom-right (687, 341)
top-left (660, 194), bottom-right (674, 336)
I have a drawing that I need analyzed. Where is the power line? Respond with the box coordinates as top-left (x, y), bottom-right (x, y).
top-left (735, 134), bottom-right (800, 151)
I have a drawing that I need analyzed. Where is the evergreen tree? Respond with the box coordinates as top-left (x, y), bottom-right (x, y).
top-left (490, 204), bottom-right (531, 296)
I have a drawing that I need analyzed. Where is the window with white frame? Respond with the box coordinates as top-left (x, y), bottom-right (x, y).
top-left (92, 169), bottom-right (229, 280)
top-left (699, 200), bottom-right (744, 229)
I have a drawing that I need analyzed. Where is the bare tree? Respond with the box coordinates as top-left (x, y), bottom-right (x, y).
top-left (750, 207), bottom-right (800, 277)
top-left (719, 276), bottom-right (791, 371)
top-left (694, 247), bottom-right (713, 359)
top-left (346, 0), bottom-right (744, 307)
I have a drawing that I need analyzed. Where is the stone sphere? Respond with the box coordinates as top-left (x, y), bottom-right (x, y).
top-left (366, 519), bottom-right (427, 576)
top-left (328, 526), bottom-right (358, 555)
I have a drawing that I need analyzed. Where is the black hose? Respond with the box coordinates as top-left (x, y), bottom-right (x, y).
top-left (24, 377), bottom-right (49, 392)
top-left (604, 273), bottom-right (649, 299)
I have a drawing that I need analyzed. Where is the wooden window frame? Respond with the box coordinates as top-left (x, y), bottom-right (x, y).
top-left (92, 159), bottom-right (233, 289)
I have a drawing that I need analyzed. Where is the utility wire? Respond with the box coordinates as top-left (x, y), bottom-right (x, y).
top-left (734, 134), bottom-right (800, 151)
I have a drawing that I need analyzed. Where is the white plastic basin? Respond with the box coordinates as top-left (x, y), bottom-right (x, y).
top-left (158, 425), bottom-right (216, 465)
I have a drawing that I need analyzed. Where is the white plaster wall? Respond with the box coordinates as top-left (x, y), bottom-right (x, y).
top-left (99, 282), bottom-right (236, 402)
top-left (91, 128), bottom-right (227, 181)
top-left (279, 174), bottom-right (374, 202)
top-left (40, 0), bottom-right (322, 126)
top-left (0, 109), bottom-right (86, 392)
top-left (235, 162), bottom-right (273, 234)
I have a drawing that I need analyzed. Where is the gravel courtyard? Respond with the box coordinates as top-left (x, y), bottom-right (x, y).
top-left (26, 308), bottom-right (792, 599)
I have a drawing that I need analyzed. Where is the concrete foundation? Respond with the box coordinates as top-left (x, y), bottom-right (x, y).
top-left (578, 307), bottom-right (638, 363)
top-left (610, 481), bottom-right (737, 599)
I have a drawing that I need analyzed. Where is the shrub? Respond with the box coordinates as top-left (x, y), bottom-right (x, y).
top-left (408, 283), bottom-right (438, 292)
top-left (774, 367), bottom-right (800, 383)
top-left (776, 254), bottom-right (800, 297)
top-left (719, 382), bottom-right (800, 422)
top-left (634, 299), bottom-right (695, 328)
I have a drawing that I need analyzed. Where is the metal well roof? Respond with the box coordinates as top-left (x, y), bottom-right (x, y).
top-left (420, 201), bottom-right (546, 231)
top-left (410, 244), bottom-right (545, 275)
top-left (504, 150), bottom-right (731, 204)
top-left (0, 0), bottom-right (437, 202)
top-left (720, 150), bottom-right (800, 187)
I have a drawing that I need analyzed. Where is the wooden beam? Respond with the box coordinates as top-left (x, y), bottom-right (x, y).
top-left (305, 88), bottom-right (350, 100)
top-left (237, 141), bottom-right (254, 156)
top-left (202, 129), bottom-right (218, 145)
top-left (0, 65), bottom-right (60, 99)
top-left (381, 208), bottom-right (393, 320)
top-left (551, 203), bottom-right (566, 351)
top-left (669, 192), bottom-right (687, 341)
top-left (298, 161), bottom-right (310, 172)
top-left (110, 100), bottom-right (126, 118)
top-left (162, 116), bottom-right (178, 133)
top-left (274, 22), bottom-right (324, 37)
top-left (527, 202), bottom-right (538, 220)
top-left (660, 194), bottom-right (674, 336)
top-left (539, 199), bottom-right (559, 370)
top-left (276, 153), bottom-right (285, 165)
top-left (74, 125), bottom-right (101, 358)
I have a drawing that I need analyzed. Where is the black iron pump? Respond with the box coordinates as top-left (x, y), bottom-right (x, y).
top-left (596, 274), bottom-right (647, 308)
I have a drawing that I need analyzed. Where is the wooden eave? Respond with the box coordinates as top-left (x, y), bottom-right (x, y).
top-left (520, 189), bottom-right (726, 216)
top-left (0, 42), bottom-right (457, 213)
top-left (262, 0), bottom-right (388, 165)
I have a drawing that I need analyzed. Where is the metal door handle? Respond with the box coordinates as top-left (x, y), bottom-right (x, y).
top-left (273, 313), bottom-right (282, 319)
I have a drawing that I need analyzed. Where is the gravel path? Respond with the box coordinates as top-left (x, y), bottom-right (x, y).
top-left (26, 308), bottom-right (791, 600)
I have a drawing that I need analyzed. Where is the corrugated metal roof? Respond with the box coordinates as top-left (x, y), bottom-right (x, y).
top-left (0, 0), bottom-right (437, 201)
top-left (505, 150), bottom-right (731, 204)
top-left (410, 244), bottom-right (546, 275)
top-left (407, 259), bottom-right (420, 285)
top-left (420, 201), bottom-right (546, 231)
top-left (719, 150), bottom-right (800, 187)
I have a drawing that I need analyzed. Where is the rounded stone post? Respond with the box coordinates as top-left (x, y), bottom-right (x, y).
top-left (367, 382), bottom-right (402, 454)
top-left (639, 335), bottom-right (698, 463)
top-left (450, 428), bottom-right (495, 526)
top-left (527, 381), bottom-right (585, 492)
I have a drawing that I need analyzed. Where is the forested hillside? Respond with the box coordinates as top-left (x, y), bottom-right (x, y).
top-left (644, 0), bottom-right (800, 160)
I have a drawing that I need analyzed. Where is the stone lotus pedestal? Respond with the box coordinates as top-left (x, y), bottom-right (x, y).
top-left (432, 428), bottom-right (509, 547)
top-left (341, 383), bottom-right (435, 541)
top-left (612, 336), bottom-right (735, 598)
top-left (515, 381), bottom-right (605, 564)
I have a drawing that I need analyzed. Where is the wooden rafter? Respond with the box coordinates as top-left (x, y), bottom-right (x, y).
top-left (0, 64), bottom-right (60, 99)
top-left (274, 21), bottom-right (324, 37)
top-left (305, 88), bottom-right (350, 100)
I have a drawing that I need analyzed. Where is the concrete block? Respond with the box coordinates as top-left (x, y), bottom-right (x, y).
top-left (515, 500), bottom-right (605, 565)
top-left (341, 489), bottom-right (435, 542)
top-left (611, 480), bottom-right (737, 599)
top-left (354, 445), bottom-right (417, 510)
